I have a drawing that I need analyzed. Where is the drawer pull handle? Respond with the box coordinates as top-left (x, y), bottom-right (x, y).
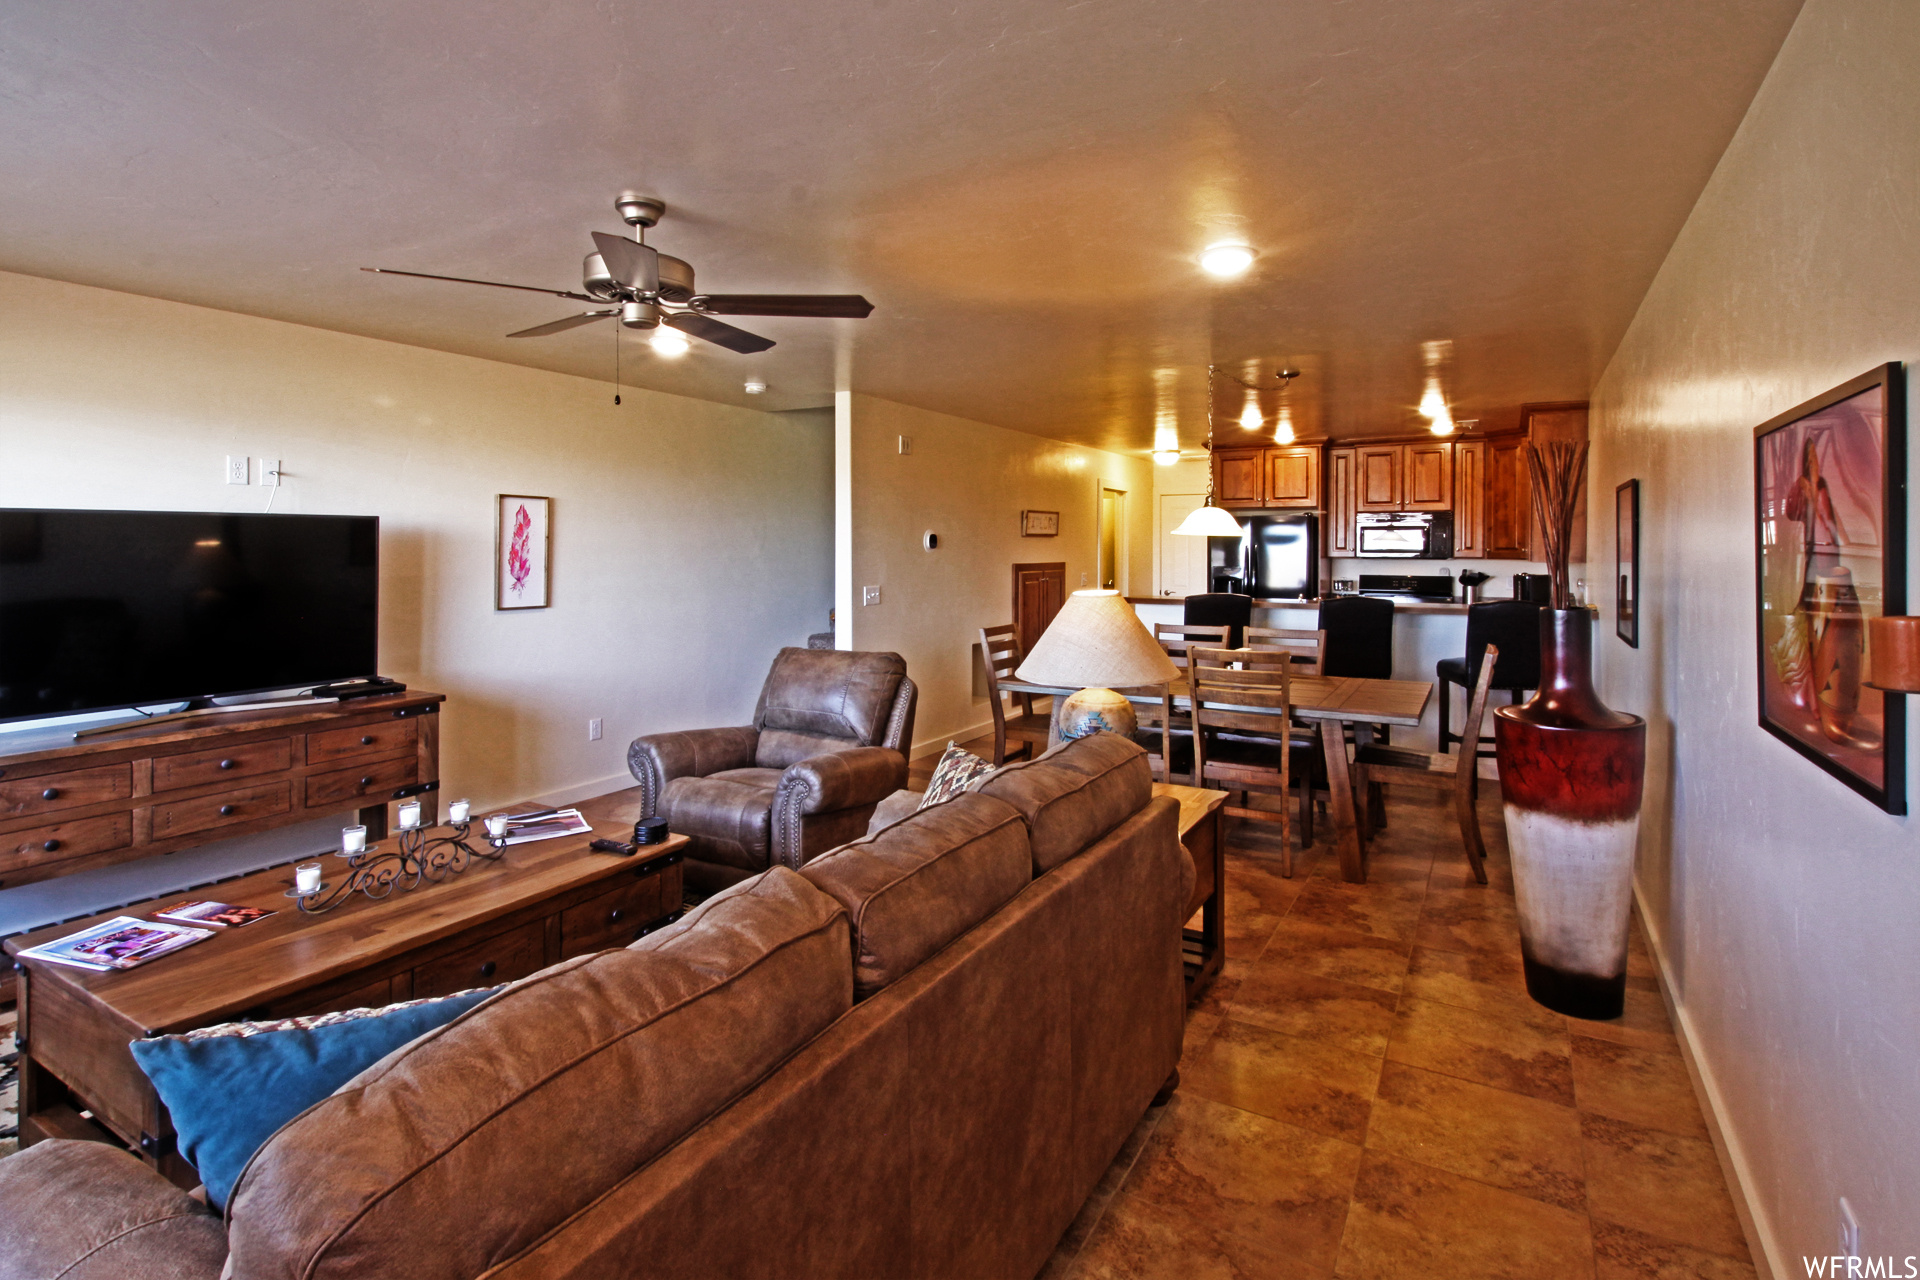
top-left (41, 788), bottom-right (58, 801)
top-left (359, 775), bottom-right (374, 787)
top-left (42, 839), bottom-right (59, 852)
top-left (609, 908), bottom-right (625, 923)
top-left (480, 961), bottom-right (497, 978)
top-left (361, 735), bottom-right (375, 745)
top-left (219, 758), bottom-right (237, 770)
top-left (218, 804), bottom-right (236, 817)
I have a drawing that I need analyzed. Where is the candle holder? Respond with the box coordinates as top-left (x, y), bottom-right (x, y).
top-left (294, 819), bottom-right (505, 914)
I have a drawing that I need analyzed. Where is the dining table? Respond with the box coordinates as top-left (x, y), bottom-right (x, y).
top-left (996, 671), bottom-right (1433, 884)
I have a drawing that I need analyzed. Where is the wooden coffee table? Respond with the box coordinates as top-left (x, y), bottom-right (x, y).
top-left (5, 786), bottom-right (686, 1187)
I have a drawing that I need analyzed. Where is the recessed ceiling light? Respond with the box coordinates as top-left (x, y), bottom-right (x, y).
top-left (1199, 243), bottom-right (1256, 278)
top-left (744, 379), bottom-right (767, 394)
top-left (650, 327), bottom-right (690, 358)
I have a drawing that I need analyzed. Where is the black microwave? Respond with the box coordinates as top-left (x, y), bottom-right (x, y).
top-left (1354, 511), bottom-right (1453, 558)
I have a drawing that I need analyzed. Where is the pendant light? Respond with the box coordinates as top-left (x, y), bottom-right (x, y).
top-left (1172, 365), bottom-right (1249, 537)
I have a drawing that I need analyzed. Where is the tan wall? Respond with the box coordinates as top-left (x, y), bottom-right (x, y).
top-left (841, 392), bottom-right (1153, 753)
top-left (1588, 0), bottom-right (1920, 1268)
top-left (0, 270), bottom-right (833, 812)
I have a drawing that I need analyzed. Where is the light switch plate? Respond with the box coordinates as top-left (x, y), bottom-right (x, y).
top-left (897, 435), bottom-right (912, 455)
top-left (225, 455), bottom-right (250, 485)
top-left (863, 585), bottom-right (882, 606)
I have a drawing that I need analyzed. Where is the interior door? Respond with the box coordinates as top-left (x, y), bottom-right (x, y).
top-left (1013, 562), bottom-right (1066, 661)
top-left (1158, 494), bottom-right (1207, 597)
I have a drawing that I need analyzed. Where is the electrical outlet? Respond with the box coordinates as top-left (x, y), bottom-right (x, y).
top-left (1080, 572), bottom-right (1089, 586)
top-left (1839, 1196), bottom-right (1861, 1258)
top-left (588, 718), bottom-right (603, 742)
top-left (262, 458), bottom-right (281, 487)
top-left (225, 455), bottom-right (250, 485)
top-left (862, 585), bottom-right (882, 606)
top-left (897, 435), bottom-right (912, 455)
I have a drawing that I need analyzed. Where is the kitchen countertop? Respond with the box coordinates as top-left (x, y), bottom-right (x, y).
top-left (1127, 596), bottom-right (1481, 615)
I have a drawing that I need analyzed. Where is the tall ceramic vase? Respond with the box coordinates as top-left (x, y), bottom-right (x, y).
top-left (1494, 607), bottom-right (1646, 1020)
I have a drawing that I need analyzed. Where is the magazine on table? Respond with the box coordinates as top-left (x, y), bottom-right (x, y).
top-left (151, 900), bottom-right (276, 928)
top-left (498, 807), bottom-right (593, 845)
top-left (16, 915), bottom-right (215, 972)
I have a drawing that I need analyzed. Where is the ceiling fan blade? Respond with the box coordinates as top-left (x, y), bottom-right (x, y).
top-left (361, 267), bottom-right (594, 302)
top-left (590, 233), bottom-right (660, 294)
top-left (665, 312), bottom-right (776, 354)
top-left (505, 310), bottom-right (618, 338)
top-left (692, 294), bottom-right (874, 319)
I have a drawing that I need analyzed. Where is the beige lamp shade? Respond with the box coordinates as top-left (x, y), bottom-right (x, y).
top-left (1016, 590), bottom-right (1181, 688)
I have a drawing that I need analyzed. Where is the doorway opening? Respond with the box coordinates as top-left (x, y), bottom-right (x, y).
top-left (1097, 488), bottom-right (1126, 592)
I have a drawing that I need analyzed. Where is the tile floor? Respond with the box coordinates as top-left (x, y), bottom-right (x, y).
top-left (917, 733), bottom-right (1755, 1280)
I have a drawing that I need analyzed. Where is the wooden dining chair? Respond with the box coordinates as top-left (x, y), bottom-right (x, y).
top-left (1189, 645), bottom-right (1303, 875)
top-left (1352, 643), bottom-right (1500, 884)
top-left (1136, 624), bottom-right (1229, 784)
top-left (978, 624), bottom-right (1046, 766)
top-left (1243, 625), bottom-right (1326, 675)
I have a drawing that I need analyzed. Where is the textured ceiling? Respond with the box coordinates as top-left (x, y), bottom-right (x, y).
top-left (0, 0), bottom-right (1803, 453)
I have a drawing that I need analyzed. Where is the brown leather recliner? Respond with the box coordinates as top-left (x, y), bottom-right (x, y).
top-left (628, 648), bottom-right (917, 891)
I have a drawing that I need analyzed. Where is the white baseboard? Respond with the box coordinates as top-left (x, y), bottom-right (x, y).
top-left (519, 771), bottom-right (640, 811)
top-left (1631, 886), bottom-right (1783, 1280)
top-left (911, 716), bottom-right (1001, 761)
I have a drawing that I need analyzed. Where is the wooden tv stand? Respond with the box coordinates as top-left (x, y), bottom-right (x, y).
top-left (0, 691), bottom-right (444, 897)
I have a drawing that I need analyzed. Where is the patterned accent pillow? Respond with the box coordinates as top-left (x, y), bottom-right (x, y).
top-left (917, 741), bottom-right (996, 810)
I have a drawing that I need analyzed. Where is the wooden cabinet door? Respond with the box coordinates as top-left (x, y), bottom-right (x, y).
top-left (1403, 441), bottom-right (1453, 510)
top-left (1355, 446), bottom-right (1402, 511)
top-left (1013, 563), bottom-right (1065, 661)
top-left (1214, 448), bottom-right (1264, 507)
top-left (1325, 447), bottom-right (1356, 556)
top-left (1451, 439), bottom-right (1486, 558)
top-left (1263, 446), bottom-right (1319, 508)
top-left (1485, 435), bottom-right (1533, 559)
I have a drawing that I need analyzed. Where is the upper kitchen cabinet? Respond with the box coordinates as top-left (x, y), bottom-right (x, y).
top-left (1354, 441), bottom-right (1452, 511)
top-left (1211, 444), bottom-right (1322, 510)
top-left (1451, 438), bottom-right (1486, 558)
top-left (1484, 433), bottom-right (1532, 560)
top-left (1214, 447), bottom-right (1265, 507)
top-left (1325, 446), bottom-right (1356, 556)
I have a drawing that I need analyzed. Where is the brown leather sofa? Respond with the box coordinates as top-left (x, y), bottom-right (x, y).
top-left (627, 646), bottom-right (918, 892)
top-left (0, 734), bottom-right (1190, 1280)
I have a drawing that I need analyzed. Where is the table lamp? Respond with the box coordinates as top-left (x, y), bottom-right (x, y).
top-left (1015, 589), bottom-right (1181, 741)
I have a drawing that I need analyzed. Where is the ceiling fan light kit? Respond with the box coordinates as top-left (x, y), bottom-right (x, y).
top-left (364, 193), bottom-right (874, 357)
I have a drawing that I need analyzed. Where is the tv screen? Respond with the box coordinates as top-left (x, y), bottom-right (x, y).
top-left (0, 509), bottom-right (379, 723)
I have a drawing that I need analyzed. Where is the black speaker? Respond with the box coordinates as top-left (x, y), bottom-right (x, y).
top-left (633, 816), bottom-right (670, 846)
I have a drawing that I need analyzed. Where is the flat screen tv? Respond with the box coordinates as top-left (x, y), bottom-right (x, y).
top-left (0, 509), bottom-right (379, 724)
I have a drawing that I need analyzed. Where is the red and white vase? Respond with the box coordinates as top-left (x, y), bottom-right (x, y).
top-left (1494, 607), bottom-right (1646, 1020)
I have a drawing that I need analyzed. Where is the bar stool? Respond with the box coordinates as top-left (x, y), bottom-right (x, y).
top-left (1184, 593), bottom-right (1252, 650)
top-left (1437, 601), bottom-right (1543, 756)
top-left (1318, 595), bottom-right (1395, 680)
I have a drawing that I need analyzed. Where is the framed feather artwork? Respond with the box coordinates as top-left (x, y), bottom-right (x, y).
top-left (495, 494), bottom-right (552, 610)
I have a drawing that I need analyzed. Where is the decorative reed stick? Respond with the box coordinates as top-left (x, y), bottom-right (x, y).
top-left (1526, 441), bottom-right (1589, 609)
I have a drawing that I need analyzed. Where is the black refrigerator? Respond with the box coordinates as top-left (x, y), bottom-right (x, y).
top-left (1207, 514), bottom-right (1318, 599)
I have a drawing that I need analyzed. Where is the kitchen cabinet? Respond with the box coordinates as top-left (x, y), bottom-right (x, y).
top-left (1452, 439), bottom-right (1486, 558)
top-left (1325, 447), bottom-right (1356, 556)
top-left (1354, 442), bottom-right (1451, 512)
top-left (1212, 445), bottom-right (1322, 510)
top-left (1484, 434), bottom-right (1532, 560)
top-left (1214, 447), bottom-right (1265, 507)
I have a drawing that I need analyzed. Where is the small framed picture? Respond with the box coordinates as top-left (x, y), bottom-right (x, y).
top-left (496, 495), bottom-right (552, 610)
top-left (1615, 480), bottom-right (1639, 648)
top-left (1021, 509), bottom-right (1060, 537)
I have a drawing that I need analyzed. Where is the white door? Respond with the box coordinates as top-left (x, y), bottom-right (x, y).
top-left (1158, 494), bottom-right (1207, 598)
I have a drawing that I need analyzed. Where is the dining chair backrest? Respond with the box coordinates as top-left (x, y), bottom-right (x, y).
top-left (1458, 644), bottom-right (1500, 772)
top-left (1184, 593), bottom-right (1252, 649)
top-left (1464, 601), bottom-right (1542, 690)
top-left (1187, 644), bottom-right (1294, 736)
top-left (1244, 626), bottom-right (1325, 676)
top-left (978, 623), bottom-right (1037, 766)
top-left (1318, 595), bottom-right (1395, 679)
top-left (1155, 623), bottom-right (1231, 669)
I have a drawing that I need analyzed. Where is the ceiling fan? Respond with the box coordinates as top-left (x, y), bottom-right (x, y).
top-left (361, 192), bottom-right (874, 355)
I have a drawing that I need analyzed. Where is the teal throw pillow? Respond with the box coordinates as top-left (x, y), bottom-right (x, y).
top-left (129, 986), bottom-right (499, 1209)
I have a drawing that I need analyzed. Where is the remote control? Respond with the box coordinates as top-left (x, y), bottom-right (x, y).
top-left (590, 838), bottom-right (638, 856)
